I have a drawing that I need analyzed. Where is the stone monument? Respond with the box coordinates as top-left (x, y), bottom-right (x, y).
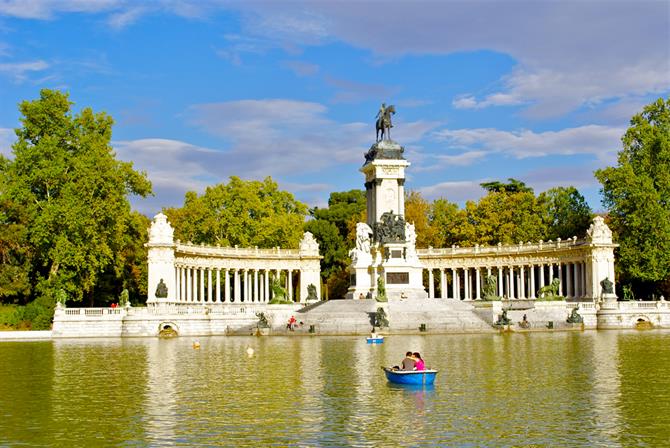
top-left (347, 104), bottom-right (427, 300)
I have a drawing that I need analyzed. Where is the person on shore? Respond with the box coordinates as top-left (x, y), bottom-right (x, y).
top-left (287, 315), bottom-right (296, 331)
top-left (401, 351), bottom-right (416, 371)
top-left (413, 352), bottom-right (425, 371)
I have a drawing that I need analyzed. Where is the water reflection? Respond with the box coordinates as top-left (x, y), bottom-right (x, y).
top-left (1, 332), bottom-right (670, 447)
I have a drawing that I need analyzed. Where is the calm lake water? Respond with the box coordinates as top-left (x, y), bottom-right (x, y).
top-left (1, 331), bottom-right (670, 447)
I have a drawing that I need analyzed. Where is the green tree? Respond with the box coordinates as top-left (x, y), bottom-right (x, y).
top-left (595, 97), bottom-right (670, 297)
top-left (165, 176), bottom-right (307, 249)
top-left (404, 190), bottom-right (436, 248)
top-left (538, 186), bottom-right (592, 240)
top-left (2, 89), bottom-right (152, 310)
top-left (480, 178), bottom-right (533, 193)
top-left (305, 190), bottom-right (366, 299)
top-left (0, 158), bottom-right (33, 303)
top-left (459, 189), bottom-right (546, 246)
top-left (428, 198), bottom-right (467, 247)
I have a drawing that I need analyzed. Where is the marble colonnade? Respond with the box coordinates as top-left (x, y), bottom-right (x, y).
top-left (423, 262), bottom-right (589, 300)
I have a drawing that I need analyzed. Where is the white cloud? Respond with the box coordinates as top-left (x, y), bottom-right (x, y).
top-left (0, 60), bottom-right (49, 82)
top-left (419, 180), bottom-right (485, 203)
top-left (0, 127), bottom-right (14, 157)
top-left (282, 60), bottom-right (319, 77)
top-left (187, 99), bottom-right (405, 175)
top-left (107, 6), bottom-right (146, 29)
top-left (433, 124), bottom-right (624, 163)
top-left (0, 0), bottom-right (122, 19)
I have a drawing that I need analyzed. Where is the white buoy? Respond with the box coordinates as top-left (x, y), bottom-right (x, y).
top-left (192, 339), bottom-right (200, 349)
top-left (246, 346), bottom-right (254, 357)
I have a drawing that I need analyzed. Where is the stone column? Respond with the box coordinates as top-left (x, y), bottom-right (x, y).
top-left (475, 268), bottom-right (481, 300)
top-left (233, 269), bottom-right (240, 302)
top-left (288, 270), bottom-right (293, 302)
top-left (244, 269), bottom-right (249, 302)
top-left (215, 268), bottom-right (220, 303)
top-left (497, 267), bottom-right (503, 297)
top-left (264, 270), bottom-right (270, 302)
top-left (464, 268), bottom-right (470, 300)
top-left (254, 270), bottom-right (259, 303)
top-left (184, 268), bottom-right (190, 302)
top-left (573, 263), bottom-right (578, 299)
top-left (207, 268), bottom-right (212, 303)
top-left (549, 263), bottom-right (554, 283)
top-left (180, 267), bottom-right (185, 302)
top-left (452, 268), bottom-right (458, 300)
top-left (224, 269), bottom-right (230, 303)
top-left (440, 269), bottom-right (447, 299)
top-left (508, 266), bottom-right (514, 299)
top-left (529, 265), bottom-right (536, 299)
top-left (198, 268), bottom-right (204, 302)
top-left (539, 264), bottom-right (545, 290)
top-left (557, 264), bottom-right (563, 296)
top-left (520, 266), bottom-right (525, 299)
top-left (428, 269), bottom-right (435, 298)
top-left (192, 268), bottom-right (197, 302)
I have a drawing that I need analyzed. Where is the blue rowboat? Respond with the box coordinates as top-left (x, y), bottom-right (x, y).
top-left (366, 337), bottom-right (384, 344)
top-left (382, 367), bottom-right (438, 385)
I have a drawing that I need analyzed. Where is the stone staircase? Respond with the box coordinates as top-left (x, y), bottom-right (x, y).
top-left (387, 299), bottom-right (494, 333)
top-left (294, 298), bottom-right (494, 335)
top-left (297, 299), bottom-right (379, 334)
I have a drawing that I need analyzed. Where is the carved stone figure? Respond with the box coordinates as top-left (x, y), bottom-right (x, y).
top-left (355, 223), bottom-right (373, 253)
top-left (155, 278), bottom-right (168, 298)
top-left (306, 283), bottom-right (319, 301)
top-left (374, 211), bottom-right (406, 243)
top-left (255, 312), bottom-right (270, 328)
top-left (494, 309), bottom-right (511, 326)
top-left (373, 307), bottom-right (389, 327)
top-left (566, 307), bottom-right (584, 324)
top-left (299, 231), bottom-right (320, 254)
top-left (586, 216), bottom-right (613, 244)
top-left (538, 278), bottom-right (560, 298)
top-left (600, 277), bottom-right (614, 295)
top-left (375, 103), bottom-right (396, 142)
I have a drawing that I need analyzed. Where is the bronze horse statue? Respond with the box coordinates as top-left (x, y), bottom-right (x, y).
top-left (376, 104), bottom-right (395, 142)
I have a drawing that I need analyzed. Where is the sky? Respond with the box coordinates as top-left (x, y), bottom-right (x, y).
top-left (0, 0), bottom-right (668, 216)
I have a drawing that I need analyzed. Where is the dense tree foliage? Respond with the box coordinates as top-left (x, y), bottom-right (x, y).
top-left (480, 178), bottom-right (533, 193)
top-left (595, 97), bottom-right (670, 297)
top-left (305, 190), bottom-right (366, 299)
top-left (538, 187), bottom-right (592, 241)
top-left (0, 89), bottom-right (152, 326)
top-left (164, 176), bottom-right (308, 249)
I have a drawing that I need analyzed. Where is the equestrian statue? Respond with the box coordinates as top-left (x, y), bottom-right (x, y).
top-left (375, 103), bottom-right (396, 142)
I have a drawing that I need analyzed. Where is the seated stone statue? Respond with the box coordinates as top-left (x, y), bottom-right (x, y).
top-left (600, 277), bottom-right (614, 295)
top-left (155, 279), bottom-right (168, 298)
top-left (566, 307), bottom-right (583, 324)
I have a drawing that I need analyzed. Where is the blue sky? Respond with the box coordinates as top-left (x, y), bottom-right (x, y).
top-left (0, 1), bottom-right (668, 216)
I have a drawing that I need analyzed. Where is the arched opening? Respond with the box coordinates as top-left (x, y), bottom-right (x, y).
top-left (634, 317), bottom-right (653, 330)
top-left (158, 322), bottom-right (179, 337)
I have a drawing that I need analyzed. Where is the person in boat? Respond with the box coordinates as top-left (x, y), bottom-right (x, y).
top-left (370, 327), bottom-right (377, 338)
top-left (413, 352), bottom-right (425, 371)
top-left (401, 351), bottom-right (416, 371)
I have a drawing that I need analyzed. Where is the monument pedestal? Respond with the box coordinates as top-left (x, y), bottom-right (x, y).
top-left (378, 242), bottom-right (427, 300)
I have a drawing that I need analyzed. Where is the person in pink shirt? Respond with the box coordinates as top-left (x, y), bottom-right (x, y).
top-left (413, 352), bottom-right (425, 370)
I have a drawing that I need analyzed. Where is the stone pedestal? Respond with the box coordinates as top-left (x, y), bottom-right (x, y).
top-left (378, 242), bottom-right (427, 300)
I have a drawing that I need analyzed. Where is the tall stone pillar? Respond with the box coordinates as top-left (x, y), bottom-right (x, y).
top-left (224, 269), bottom-right (230, 302)
top-left (428, 269), bottom-right (435, 298)
top-left (299, 232), bottom-right (322, 301)
top-left (146, 213), bottom-right (176, 304)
